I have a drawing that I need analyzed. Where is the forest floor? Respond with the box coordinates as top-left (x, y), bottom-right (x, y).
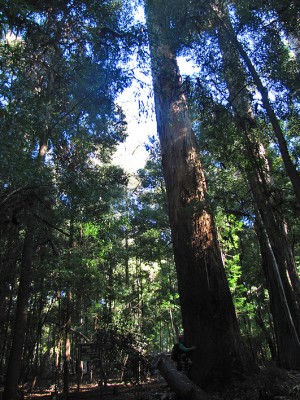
top-left (22, 364), bottom-right (300, 400)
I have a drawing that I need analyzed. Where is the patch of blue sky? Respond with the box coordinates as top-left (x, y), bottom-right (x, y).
top-left (114, 51), bottom-right (205, 174)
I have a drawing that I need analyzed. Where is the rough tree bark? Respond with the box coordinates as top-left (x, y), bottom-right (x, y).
top-left (145, 0), bottom-right (246, 388)
top-left (211, 0), bottom-right (300, 203)
top-left (215, 1), bottom-right (300, 369)
top-left (255, 214), bottom-right (300, 369)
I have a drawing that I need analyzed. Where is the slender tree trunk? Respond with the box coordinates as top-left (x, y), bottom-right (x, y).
top-left (274, 1), bottom-right (300, 59)
top-left (0, 283), bottom-right (14, 374)
top-left (0, 234), bottom-right (17, 373)
top-left (145, 0), bottom-right (245, 387)
top-left (255, 213), bottom-right (300, 368)
top-left (63, 218), bottom-right (75, 394)
top-left (63, 291), bottom-right (71, 394)
top-left (211, 0), bottom-right (300, 203)
top-left (125, 188), bottom-right (130, 286)
top-left (216, 7), bottom-right (300, 369)
top-left (254, 306), bottom-right (277, 361)
top-left (3, 220), bottom-right (34, 400)
top-left (22, 274), bottom-right (48, 382)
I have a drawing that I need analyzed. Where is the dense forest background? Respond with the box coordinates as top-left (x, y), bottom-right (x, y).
top-left (0, 0), bottom-right (299, 399)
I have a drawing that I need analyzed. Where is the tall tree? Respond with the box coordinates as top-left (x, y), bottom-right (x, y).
top-left (210, 0), bottom-right (300, 203)
top-left (237, 0), bottom-right (300, 58)
top-left (178, 0), bottom-right (300, 369)
top-left (0, 0), bottom-right (131, 397)
top-left (214, 3), bottom-right (300, 368)
top-left (144, 0), bottom-right (246, 388)
top-left (3, 194), bottom-right (35, 400)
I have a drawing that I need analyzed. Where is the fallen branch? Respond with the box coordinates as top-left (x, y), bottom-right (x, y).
top-left (156, 356), bottom-right (212, 400)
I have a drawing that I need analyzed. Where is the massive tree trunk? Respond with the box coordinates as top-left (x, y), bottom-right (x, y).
top-left (145, 0), bottom-right (245, 388)
top-left (216, 5), bottom-right (300, 369)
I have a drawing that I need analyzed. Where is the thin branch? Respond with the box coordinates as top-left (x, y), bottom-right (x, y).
top-left (34, 213), bottom-right (70, 237)
top-left (0, 185), bottom-right (40, 207)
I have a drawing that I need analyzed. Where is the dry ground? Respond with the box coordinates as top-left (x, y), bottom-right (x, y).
top-left (25, 365), bottom-right (300, 400)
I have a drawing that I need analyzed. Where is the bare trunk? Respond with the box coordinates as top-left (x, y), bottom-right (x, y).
top-left (3, 222), bottom-right (34, 400)
top-left (63, 291), bottom-right (72, 394)
top-left (145, 0), bottom-right (245, 387)
top-left (0, 234), bottom-right (17, 373)
top-left (255, 213), bottom-right (300, 369)
top-left (63, 219), bottom-right (75, 394)
top-left (215, 2), bottom-right (300, 203)
top-left (216, 5), bottom-right (300, 369)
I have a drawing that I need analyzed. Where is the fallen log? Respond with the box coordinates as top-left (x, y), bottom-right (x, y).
top-left (155, 356), bottom-right (212, 400)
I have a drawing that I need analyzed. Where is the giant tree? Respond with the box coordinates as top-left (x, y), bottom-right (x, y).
top-left (144, 0), bottom-right (246, 388)
top-left (180, 0), bottom-right (300, 369)
top-left (178, 0), bottom-right (300, 369)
